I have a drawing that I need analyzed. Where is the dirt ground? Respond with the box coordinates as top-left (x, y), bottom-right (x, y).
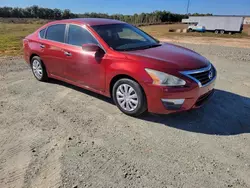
top-left (0, 42), bottom-right (250, 188)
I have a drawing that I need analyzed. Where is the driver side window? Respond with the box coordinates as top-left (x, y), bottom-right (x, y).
top-left (67, 25), bottom-right (98, 47)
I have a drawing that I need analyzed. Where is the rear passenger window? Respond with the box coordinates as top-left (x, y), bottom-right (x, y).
top-left (46, 24), bottom-right (66, 43)
top-left (39, 29), bottom-right (46, 38)
top-left (68, 25), bottom-right (98, 46)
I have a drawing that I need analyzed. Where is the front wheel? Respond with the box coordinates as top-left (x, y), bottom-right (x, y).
top-left (112, 79), bottom-right (147, 116)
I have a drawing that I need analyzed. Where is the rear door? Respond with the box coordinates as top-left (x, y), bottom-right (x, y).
top-left (62, 24), bottom-right (106, 91)
top-left (41, 24), bottom-right (67, 78)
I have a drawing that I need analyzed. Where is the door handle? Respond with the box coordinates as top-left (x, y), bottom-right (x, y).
top-left (40, 44), bottom-right (45, 48)
top-left (64, 51), bottom-right (72, 56)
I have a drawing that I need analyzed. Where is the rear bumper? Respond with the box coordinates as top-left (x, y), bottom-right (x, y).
top-left (143, 78), bottom-right (216, 114)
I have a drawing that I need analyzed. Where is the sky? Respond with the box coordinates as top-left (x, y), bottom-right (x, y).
top-left (1, 0), bottom-right (250, 15)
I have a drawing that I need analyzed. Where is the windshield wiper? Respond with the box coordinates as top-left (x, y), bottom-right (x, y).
top-left (118, 44), bottom-right (161, 51)
top-left (141, 44), bottom-right (162, 49)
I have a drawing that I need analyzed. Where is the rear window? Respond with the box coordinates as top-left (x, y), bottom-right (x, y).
top-left (46, 24), bottom-right (66, 43)
top-left (39, 29), bottom-right (46, 38)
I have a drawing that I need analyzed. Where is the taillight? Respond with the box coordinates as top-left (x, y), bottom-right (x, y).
top-left (23, 38), bottom-right (28, 48)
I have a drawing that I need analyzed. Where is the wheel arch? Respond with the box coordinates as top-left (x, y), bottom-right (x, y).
top-left (30, 53), bottom-right (40, 65)
top-left (109, 74), bottom-right (146, 99)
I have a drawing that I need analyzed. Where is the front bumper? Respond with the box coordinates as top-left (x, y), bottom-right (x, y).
top-left (143, 77), bottom-right (216, 114)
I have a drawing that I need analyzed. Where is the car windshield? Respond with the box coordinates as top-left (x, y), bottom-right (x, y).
top-left (91, 23), bottom-right (160, 51)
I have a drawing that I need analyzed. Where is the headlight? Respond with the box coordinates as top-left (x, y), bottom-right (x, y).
top-left (145, 68), bottom-right (186, 86)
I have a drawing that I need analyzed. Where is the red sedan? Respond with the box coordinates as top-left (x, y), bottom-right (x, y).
top-left (23, 18), bottom-right (216, 116)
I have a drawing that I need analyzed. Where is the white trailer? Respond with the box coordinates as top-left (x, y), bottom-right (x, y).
top-left (182, 16), bottom-right (244, 34)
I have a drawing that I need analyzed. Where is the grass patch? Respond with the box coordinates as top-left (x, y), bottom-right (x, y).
top-left (140, 24), bottom-right (249, 38)
top-left (0, 23), bottom-right (42, 56)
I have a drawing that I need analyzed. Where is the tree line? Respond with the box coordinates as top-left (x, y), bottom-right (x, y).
top-left (0, 5), bottom-right (212, 24)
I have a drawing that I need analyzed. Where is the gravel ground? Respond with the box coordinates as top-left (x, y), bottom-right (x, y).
top-left (0, 44), bottom-right (250, 188)
top-left (180, 44), bottom-right (250, 62)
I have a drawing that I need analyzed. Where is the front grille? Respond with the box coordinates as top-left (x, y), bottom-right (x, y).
top-left (195, 89), bottom-right (214, 106)
top-left (189, 70), bottom-right (211, 85)
top-left (181, 64), bottom-right (216, 87)
top-left (190, 66), bottom-right (216, 86)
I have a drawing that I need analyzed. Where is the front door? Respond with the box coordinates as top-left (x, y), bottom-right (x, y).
top-left (63, 24), bottom-right (106, 91)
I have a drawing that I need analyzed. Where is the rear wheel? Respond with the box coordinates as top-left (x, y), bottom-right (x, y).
top-left (31, 56), bottom-right (48, 82)
top-left (220, 30), bottom-right (225, 34)
top-left (188, 28), bottom-right (193, 32)
top-left (112, 78), bottom-right (147, 116)
top-left (215, 30), bottom-right (219, 34)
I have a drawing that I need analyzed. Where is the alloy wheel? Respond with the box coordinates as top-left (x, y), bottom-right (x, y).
top-left (32, 60), bottom-right (43, 79)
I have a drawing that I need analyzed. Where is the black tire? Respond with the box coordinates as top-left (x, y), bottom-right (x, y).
top-left (31, 56), bottom-right (48, 82)
top-left (215, 30), bottom-right (219, 34)
top-left (220, 30), bottom-right (225, 34)
top-left (188, 28), bottom-right (193, 32)
top-left (112, 78), bottom-right (147, 116)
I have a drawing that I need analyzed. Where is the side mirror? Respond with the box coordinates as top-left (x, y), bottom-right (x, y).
top-left (82, 43), bottom-right (102, 52)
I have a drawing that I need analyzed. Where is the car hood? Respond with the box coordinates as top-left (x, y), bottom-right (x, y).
top-left (123, 43), bottom-right (210, 70)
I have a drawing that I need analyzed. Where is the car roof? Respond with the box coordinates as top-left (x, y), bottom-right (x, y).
top-left (47, 18), bottom-right (125, 26)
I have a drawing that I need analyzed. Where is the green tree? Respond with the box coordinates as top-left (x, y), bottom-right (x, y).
top-left (62, 9), bottom-right (71, 19)
top-left (0, 5), bottom-right (212, 24)
top-left (53, 8), bottom-right (62, 19)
